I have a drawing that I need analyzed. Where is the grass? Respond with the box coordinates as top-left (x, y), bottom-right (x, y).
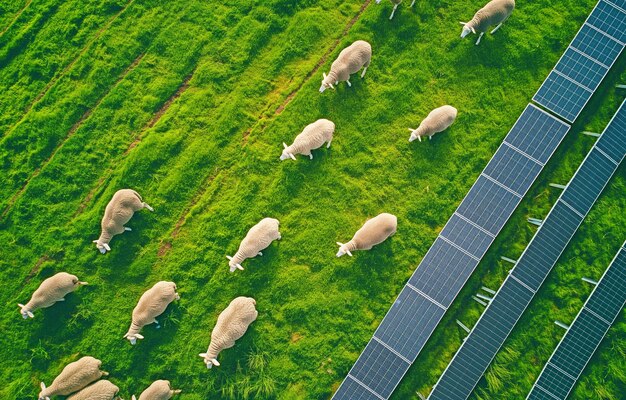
top-left (0, 0), bottom-right (624, 399)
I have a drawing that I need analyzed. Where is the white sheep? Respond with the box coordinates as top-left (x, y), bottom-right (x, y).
top-left (320, 40), bottom-right (371, 93)
top-left (408, 105), bottom-right (457, 142)
top-left (460, 0), bottom-right (515, 45)
top-left (124, 281), bottom-right (180, 345)
top-left (66, 380), bottom-right (121, 400)
top-left (19, 272), bottom-right (88, 319)
top-left (199, 297), bottom-right (258, 369)
top-left (337, 213), bottom-right (397, 257)
top-left (376, 0), bottom-right (415, 20)
top-left (94, 189), bottom-right (154, 254)
top-left (132, 380), bottom-right (181, 400)
top-left (38, 356), bottom-right (108, 400)
top-left (280, 119), bottom-right (334, 161)
top-left (227, 218), bottom-right (281, 272)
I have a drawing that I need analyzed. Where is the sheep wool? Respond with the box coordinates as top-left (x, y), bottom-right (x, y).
top-left (38, 356), bottom-right (107, 400)
top-left (227, 218), bottom-right (281, 272)
top-left (280, 119), bottom-right (334, 161)
top-left (132, 380), bottom-right (181, 400)
top-left (94, 189), bottom-right (154, 254)
top-left (408, 105), bottom-right (457, 142)
top-left (461, 0), bottom-right (515, 44)
top-left (376, 0), bottom-right (416, 20)
top-left (66, 380), bottom-right (120, 400)
top-left (320, 40), bottom-right (371, 92)
top-left (337, 213), bottom-right (397, 257)
top-left (19, 272), bottom-right (88, 319)
top-left (124, 281), bottom-right (180, 345)
top-left (199, 297), bottom-right (258, 369)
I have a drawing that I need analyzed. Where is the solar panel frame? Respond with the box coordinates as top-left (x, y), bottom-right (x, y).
top-left (428, 99), bottom-right (626, 400)
top-left (526, 242), bottom-right (626, 400)
top-left (533, 0), bottom-right (626, 122)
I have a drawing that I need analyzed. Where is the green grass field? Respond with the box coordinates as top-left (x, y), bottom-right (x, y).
top-left (0, 0), bottom-right (624, 399)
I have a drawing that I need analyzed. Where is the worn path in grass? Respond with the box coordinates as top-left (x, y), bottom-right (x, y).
top-left (0, 0), bottom-right (624, 399)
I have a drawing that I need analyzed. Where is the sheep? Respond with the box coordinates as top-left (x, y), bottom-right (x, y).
top-left (376, 0), bottom-right (415, 20)
top-left (336, 213), bottom-right (397, 257)
top-left (280, 119), bottom-right (335, 161)
top-left (199, 297), bottom-right (258, 369)
top-left (320, 40), bottom-right (371, 93)
top-left (460, 0), bottom-right (515, 45)
top-left (19, 272), bottom-right (88, 319)
top-left (132, 380), bottom-right (181, 400)
top-left (408, 105), bottom-right (457, 142)
top-left (38, 356), bottom-right (108, 400)
top-left (124, 281), bottom-right (180, 345)
top-left (66, 380), bottom-right (121, 400)
top-left (226, 218), bottom-right (281, 272)
top-left (94, 189), bottom-right (154, 254)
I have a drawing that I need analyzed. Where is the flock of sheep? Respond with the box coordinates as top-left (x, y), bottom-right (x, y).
top-left (18, 0), bottom-right (516, 398)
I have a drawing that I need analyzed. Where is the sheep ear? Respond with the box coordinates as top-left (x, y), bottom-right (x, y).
top-left (459, 21), bottom-right (467, 25)
top-left (471, 27), bottom-right (476, 34)
top-left (211, 359), bottom-right (220, 366)
top-left (283, 142), bottom-right (288, 149)
top-left (289, 153), bottom-right (296, 161)
top-left (103, 243), bottom-right (111, 251)
top-left (226, 255), bottom-right (233, 261)
top-left (329, 83), bottom-right (335, 89)
top-left (135, 334), bottom-right (144, 339)
top-left (323, 72), bottom-right (327, 79)
top-left (346, 249), bottom-right (353, 257)
top-left (27, 311), bottom-right (35, 318)
top-left (408, 128), bottom-right (415, 132)
top-left (40, 382), bottom-right (46, 390)
top-left (93, 240), bottom-right (99, 243)
top-left (132, 396), bottom-right (137, 400)
top-left (236, 264), bottom-right (244, 271)
top-left (336, 242), bottom-right (343, 246)
top-left (199, 353), bottom-right (207, 358)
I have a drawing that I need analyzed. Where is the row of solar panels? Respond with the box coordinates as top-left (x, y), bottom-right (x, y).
top-left (332, 107), bottom-right (570, 400)
top-left (527, 241), bottom-right (626, 400)
top-left (332, 1), bottom-right (625, 398)
top-left (534, 0), bottom-right (626, 122)
top-left (428, 99), bottom-right (626, 400)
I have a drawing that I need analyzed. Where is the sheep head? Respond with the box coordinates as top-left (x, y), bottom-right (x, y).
top-left (319, 72), bottom-right (335, 93)
top-left (336, 242), bottom-right (353, 257)
top-left (93, 240), bottom-right (111, 254)
top-left (407, 128), bottom-right (422, 142)
top-left (460, 21), bottom-right (475, 38)
top-left (18, 303), bottom-right (34, 319)
top-left (226, 255), bottom-right (244, 272)
top-left (279, 143), bottom-right (296, 161)
top-left (124, 333), bottom-right (144, 345)
top-left (38, 382), bottom-right (51, 400)
top-left (198, 353), bottom-right (220, 369)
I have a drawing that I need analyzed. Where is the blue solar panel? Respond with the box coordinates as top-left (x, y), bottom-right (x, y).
top-left (440, 213), bottom-right (494, 260)
top-left (571, 24), bottom-right (623, 66)
top-left (586, 250), bottom-right (626, 320)
top-left (373, 286), bottom-right (446, 361)
top-left (587, 0), bottom-right (626, 43)
top-left (333, 377), bottom-right (384, 400)
top-left (555, 47), bottom-right (608, 90)
top-left (596, 104), bottom-right (626, 162)
top-left (483, 144), bottom-right (543, 194)
top-left (534, 364), bottom-right (576, 399)
top-left (607, 0), bottom-right (626, 11)
top-left (429, 100), bottom-right (626, 400)
top-left (533, 71), bottom-right (592, 122)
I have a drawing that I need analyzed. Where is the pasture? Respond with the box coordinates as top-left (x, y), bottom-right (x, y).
top-left (0, 0), bottom-right (624, 399)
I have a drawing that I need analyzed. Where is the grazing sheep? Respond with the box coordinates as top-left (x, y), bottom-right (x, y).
top-left (408, 105), bottom-right (457, 142)
top-left (94, 189), bottom-right (154, 254)
top-left (376, 0), bottom-right (415, 20)
top-left (199, 297), bottom-right (258, 369)
top-left (337, 213), bottom-right (397, 257)
top-left (320, 40), bottom-right (371, 93)
top-left (280, 119), bottom-right (335, 161)
top-left (19, 272), bottom-right (88, 319)
top-left (66, 380), bottom-right (121, 400)
top-left (38, 356), bottom-right (108, 400)
top-left (227, 218), bottom-right (281, 272)
top-left (132, 380), bottom-right (181, 400)
top-left (460, 0), bottom-right (515, 45)
top-left (124, 281), bottom-right (180, 345)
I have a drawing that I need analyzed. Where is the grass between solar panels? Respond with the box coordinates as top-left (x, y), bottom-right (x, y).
top-left (0, 0), bottom-right (623, 399)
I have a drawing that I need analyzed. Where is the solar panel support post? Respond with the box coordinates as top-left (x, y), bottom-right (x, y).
top-left (501, 256), bottom-right (518, 264)
top-left (616, 84), bottom-right (626, 89)
top-left (476, 293), bottom-right (493, 302)
top-left (417, 392), bottom-right (427, 400)
top-left (582, 276), bottom-right (598, 285)
top-left (472, 296), bottom-right (488, 307)
top-left (528, 217), bottom-right (543, 226)
top-left (582, 131), bottom-right (601, 137)
top-left (555, 320), bottom-right (570, 330)
top-left (481, 286), bottom-right (496, 294)
top-left (549, 183), bottom-right (567, 189)
top-left (456, 320), bottom-right (471, 334)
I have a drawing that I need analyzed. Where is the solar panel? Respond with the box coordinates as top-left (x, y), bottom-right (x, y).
top-left (428, 99), bottom-right (626, 400)
top-left (526, 242), bottom-right (626, 399)
top-left (332, 104), bottom-right (570, 400)
top-left (533, 0), bottom-right (626, 122)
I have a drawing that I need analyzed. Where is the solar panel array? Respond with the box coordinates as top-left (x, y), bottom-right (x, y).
top-left (332, 105), bottom-right (570, 400)
top-left (533, 0), bottom-right (626, 122)
top-left (428, 99), bottom-right (626, 400)
top-left (527, 241), bottom-right (626, 400)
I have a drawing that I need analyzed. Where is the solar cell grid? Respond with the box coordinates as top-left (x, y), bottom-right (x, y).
top-left (587, 0), bottom-right (626, 43)
top-left (333, 377), bottom-right (383, 400)
top-left (483, 144), bottom-right (543, 195)
top-left (440, 213), bottom-right (494, 259)
top-left (528, 387), bottom-right (558, 400)
top-left (533, 71), bottom-right (592, 122)
top-left (585, 251), bottom-right (626, 319)
top-left (571, 24), bottom-right (623, 66)
top-left (535, 364), bottom-right (576, 399)
top-left (595, 107), bottom-right (626, 162)
top-left (349, 340), bottom-right (410, 399)
top-left (606, 0), bottom-right (626, 11)
top-left (554, 47), bottom-right (607, 90)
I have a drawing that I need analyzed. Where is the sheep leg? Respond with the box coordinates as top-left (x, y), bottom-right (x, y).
top-left (475, 32), bottom-right (484, 45)
top-left (258, 251), bottom-right (263, 256)
top-left (410, 0), bottom-right (415, 6)
top-left (326, 138), bottom-right (332, 148)
top-left (154, 319), bottom-right (160, 328)
top-left (124, 227), bottom-right (132, 231)
top-left (360, 67), bottom-right (368, 78)
top-left (346, 79), bottom-right (351, 87)
top-left (490, 23), bottom-right (503, 34)
top-left (389, 4), bottom-right (398, 20)
top-left (143, 202), bottom-right (154, 211)
top-left (309, 153), bottom-right (313, 160)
